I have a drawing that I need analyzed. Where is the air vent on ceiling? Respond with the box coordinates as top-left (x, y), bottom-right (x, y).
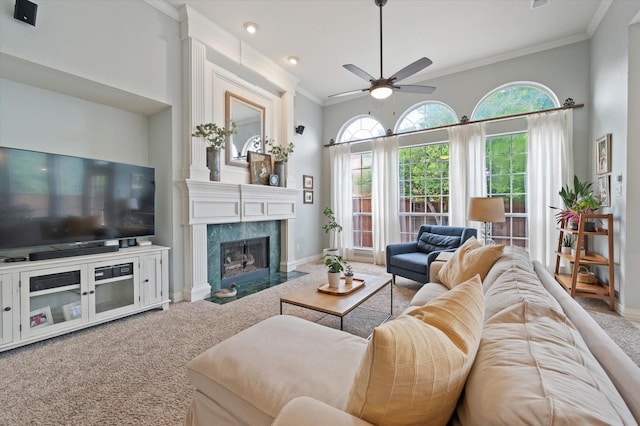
top-left (531, 0), bottom-right (549, 9)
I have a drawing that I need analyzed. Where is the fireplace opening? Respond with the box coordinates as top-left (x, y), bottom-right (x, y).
top-left (220, 237), bottom-right (269, 287)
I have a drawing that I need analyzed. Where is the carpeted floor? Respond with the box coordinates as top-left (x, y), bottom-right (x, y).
top-left (0, 260), bottom-right (637, 425)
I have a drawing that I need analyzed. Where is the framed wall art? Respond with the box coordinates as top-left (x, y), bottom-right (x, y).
top-left (303, 175), bottom-right (314, 189)
top-left (303, 190), bottom-right (314, 204)
top-left (247, 151), bottom-right (272, 185)
top-left (598, 175), bottom-right (610, 207)
top-left (596, 133), bottom-right (611, 175)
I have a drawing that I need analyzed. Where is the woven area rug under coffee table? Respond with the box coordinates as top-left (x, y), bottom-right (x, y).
top-left (280, 273), bottom-right (392, 332)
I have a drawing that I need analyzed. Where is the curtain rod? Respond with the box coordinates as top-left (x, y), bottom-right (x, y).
top-left (323, 103), bottom-right (584, 148)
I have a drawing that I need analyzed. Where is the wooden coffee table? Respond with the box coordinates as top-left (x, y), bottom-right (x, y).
top-left (280, 273), bottom-right (392, 331)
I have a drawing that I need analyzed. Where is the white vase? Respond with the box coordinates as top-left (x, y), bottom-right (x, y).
top-left (571, 248), bottom-right (585, 258)
top-left (344, 275), bottom-right (353, 286)
top-left (561, 246), bottom-right (572, 254)
top-left (327, 272), bottom-right (341, 288)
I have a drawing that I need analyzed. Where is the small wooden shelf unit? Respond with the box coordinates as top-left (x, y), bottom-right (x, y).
top-left (554, 213), bottom-right (615, 310)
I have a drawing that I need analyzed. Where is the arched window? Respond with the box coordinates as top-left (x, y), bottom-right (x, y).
top-left (471, 82), bottom-right (559, 120)
top-left (472, 82), bottom-right (559, 248)
top-left (337, 115), bottom-right (386, 142)
top-left (395, 101), bottom-right (457, 133)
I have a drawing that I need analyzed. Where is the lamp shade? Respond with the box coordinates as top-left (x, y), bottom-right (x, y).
top-left (467, 197), bottom-right (505, 223)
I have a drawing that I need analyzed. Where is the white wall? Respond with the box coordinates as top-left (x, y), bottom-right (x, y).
top-left (292, 93), bottom-right (324, 261)
top-left (590, 0), bottom-right (640, 316)
top-left (0, 79), bottom-right (150, 163)
top-left (0, 0), bottom-right (184, 298)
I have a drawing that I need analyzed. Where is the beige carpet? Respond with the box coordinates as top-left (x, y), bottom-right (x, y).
top-left (0, 260), bottom-right (637, 425)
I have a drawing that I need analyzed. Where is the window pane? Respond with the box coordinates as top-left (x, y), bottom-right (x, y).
top-left (486, 133), bottom-right (529, 248)
top-left (396, 102), bottom-right (457, 133)
top-left (472, 83), bottom-right (558, 120)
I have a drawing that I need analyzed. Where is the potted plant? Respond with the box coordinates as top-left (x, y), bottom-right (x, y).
top-left (322, 207), bottom-right (343, 257)
top-left (552, 175), bottom-right (600, 231)
top-left (343, 263), bottom-right (354, 286)
top-left (561, 234), bottom-right (573, 254)
top-left (324, 254), bottom-right (344, 288)
top-left (265, 137), bottom-right (294, 187)
top-left (571, 241), bottom-right (586, 259)
top-left (192, 122), bottom-right (236, 181)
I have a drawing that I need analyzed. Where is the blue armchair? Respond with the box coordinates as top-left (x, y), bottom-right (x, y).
top-left (386, 225), bottom-right (477, 284)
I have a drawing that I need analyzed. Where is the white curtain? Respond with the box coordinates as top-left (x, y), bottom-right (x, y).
top-left (329, 143), bottom-right (354, 259)
top-left (372, 136), bottom-right (400, 265)
top-left (448, 123), bottom-right (486, 229)
top-left (527, 109), bottom-right (573, 269)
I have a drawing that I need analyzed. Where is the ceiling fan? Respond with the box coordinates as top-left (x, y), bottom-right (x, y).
top-left (329, 0), bottom-right (436, 99)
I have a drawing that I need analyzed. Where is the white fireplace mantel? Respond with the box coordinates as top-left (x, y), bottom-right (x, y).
top-left (183, 180), bottom-right (298, 225)
top-left (179, 180), bottom-right (299, 302)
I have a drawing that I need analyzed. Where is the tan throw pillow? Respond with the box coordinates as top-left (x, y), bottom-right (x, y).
top-left (437, 236), bottom-right (504, 289)
top-left (344, 275), bottom-right (485, 426)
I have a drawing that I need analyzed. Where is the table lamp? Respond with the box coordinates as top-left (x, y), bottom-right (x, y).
top-left (467, 197), bottom-right (505, 245)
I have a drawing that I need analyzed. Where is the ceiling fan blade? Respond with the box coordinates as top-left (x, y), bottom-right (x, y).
top-left (389, 57), bottom-right (433, 83)
top-left (343, 64), bottom-right (376, 82)
top-left (394, 84), bottom-right (436, 94)
top-left (328, 88), bottom-right (370, 98)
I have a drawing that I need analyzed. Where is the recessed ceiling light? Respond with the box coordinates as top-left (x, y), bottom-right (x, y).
top-left (243, 22), bottom-right (258, 34)
top-left (287, 56), bottom-right (299, 65)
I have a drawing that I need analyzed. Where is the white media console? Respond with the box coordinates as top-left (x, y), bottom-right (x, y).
top-left (0, 245), bottom-right (170, 352)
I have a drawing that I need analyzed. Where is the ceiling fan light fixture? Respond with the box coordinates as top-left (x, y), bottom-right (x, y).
top-left (370, 84), bottom-right (393, 100)
top-left (243, 22), bottom-right (258, 34)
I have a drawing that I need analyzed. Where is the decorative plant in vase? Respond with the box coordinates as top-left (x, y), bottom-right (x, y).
top-left (322, 207), bottom-right (343, 257)
top-left (265, 137), bottom-right (294, 187)
top-left (324, 254), bottom-right (344, 289)
top-left (343, 263), bottom-right (354, 286)
top-left (192, 121), bottom-right (236, 181)
top-left (561, 234), bottom-right (573, 254)
top-left (552, 175), bottom-right (600, 231)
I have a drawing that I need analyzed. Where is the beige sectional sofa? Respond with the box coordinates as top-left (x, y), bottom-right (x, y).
top-left (185, 246), bottom-right (640, 425)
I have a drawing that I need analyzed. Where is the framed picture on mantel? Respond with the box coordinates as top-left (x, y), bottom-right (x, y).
top-left (248, 151), bottom-right (272, 185)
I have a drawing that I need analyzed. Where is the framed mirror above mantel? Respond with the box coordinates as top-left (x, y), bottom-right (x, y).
top-left (225, 91), bottom-right (265, 167)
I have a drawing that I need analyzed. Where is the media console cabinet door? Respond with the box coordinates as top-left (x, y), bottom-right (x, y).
top-left (141, 253), bottom-right (163, 306)
top-left (1, 274), bottom-right (14, 346)
top-left (20, 264), bottom-right (87, 339)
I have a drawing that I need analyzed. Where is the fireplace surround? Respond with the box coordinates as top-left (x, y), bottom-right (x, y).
top-left (181, 181), bottom-right (298, 301)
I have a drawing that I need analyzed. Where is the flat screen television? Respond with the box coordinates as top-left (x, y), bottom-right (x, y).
top-left (0, 147), bottom-right (155, 250)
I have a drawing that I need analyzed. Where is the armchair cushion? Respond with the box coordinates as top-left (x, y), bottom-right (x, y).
top-left (416, 232), bottom-right (461, 254)
top-left (344, 275), bottom-right (484, 426)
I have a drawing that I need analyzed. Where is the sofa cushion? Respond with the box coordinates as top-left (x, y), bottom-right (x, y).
top-left (408, 282), bottom-right (449, 307)
top-left (344, 275), bottom-right (484, 426)
top-left (437, 236), bottom-right (504, 289)
top-left (456, 299), bottom-right (636, 425)
top-left (416, 231), bottom-right (460, 254)
top-left (187, 315), bottom-right (368, 425)
top-left (388, 252), bottom-right (429, 274)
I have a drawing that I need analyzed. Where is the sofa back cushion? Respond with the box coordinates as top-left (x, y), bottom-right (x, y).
top-left (344, 275), bottom-right (484, 426)
top-left (436, 236), bottom-right (504, 289)
top-left (416, 232), bottom-right (460, 254)
top-left (455, 247), bottom-right (635, 425)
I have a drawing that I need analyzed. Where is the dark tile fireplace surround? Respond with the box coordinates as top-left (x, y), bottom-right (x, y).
top-left (207, 221), bottom-right (280, 290)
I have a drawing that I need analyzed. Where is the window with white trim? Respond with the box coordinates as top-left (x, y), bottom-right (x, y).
top-left (473, 82), bottom-right (560, 248)
top-left (338, 116), bottom-right (384, 249)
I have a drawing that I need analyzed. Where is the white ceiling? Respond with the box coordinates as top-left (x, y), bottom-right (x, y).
top-left (165, 0), bottom-right (608, 105)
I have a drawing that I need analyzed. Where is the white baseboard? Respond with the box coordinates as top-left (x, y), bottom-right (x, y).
top-left (616, 303), bottom-right (640, 322)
